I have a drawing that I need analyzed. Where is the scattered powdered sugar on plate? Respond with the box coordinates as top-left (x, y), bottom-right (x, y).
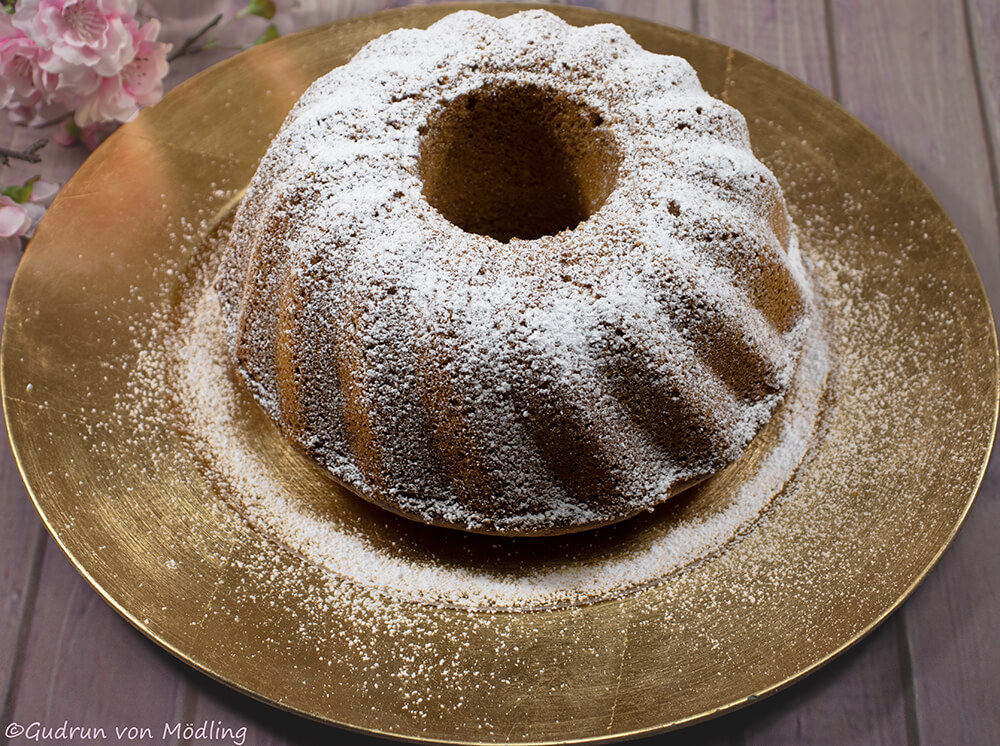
top-left (14, 11), bottom-right (992, 737)
top-left (164, 230), bottom-right (829, 610)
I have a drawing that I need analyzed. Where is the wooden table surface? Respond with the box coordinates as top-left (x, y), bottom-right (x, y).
top-left (2, 1), bottom-right (998, 744)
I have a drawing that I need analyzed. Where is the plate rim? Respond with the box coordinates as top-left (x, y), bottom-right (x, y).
top-left (3, 3), bottom-right (998, 743)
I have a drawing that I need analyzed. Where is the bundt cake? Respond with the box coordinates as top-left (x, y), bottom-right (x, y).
top-left (215, 9), bottom-right (811, 536)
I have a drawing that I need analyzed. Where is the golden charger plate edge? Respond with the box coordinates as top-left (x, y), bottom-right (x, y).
top-left (3, 3), bottom-right (999, 744)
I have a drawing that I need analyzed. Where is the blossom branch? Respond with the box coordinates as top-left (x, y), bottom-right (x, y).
top-left (0, 139), bottom-right (48, 167)
top-left (168, 13), bottom-right (224, 62)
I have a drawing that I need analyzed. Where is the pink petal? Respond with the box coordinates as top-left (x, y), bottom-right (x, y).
top-left (53, 127), bottom-right (77, 146)
top-left (22, 201), bottom-right (49, 233)
top-left (29, 180), bottom-right (59, 203)
top-left (0, 201), bottom-right (32, 239)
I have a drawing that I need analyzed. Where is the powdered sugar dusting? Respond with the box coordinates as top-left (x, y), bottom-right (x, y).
top-left (214, 9), bottom-right (812, 534)
top-left (14, 9), bottom-right (992, 738)
top-left (167, 244), bottom-right (828, 609)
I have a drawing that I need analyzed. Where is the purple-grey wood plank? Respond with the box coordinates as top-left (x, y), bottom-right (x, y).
top-left (830, 0), bottom-right (1000, 305)
top-left (0, 111), bottom-right (75, 722)
top-left (0, 248), bottom-right (48, 724)
top-left (967, 0), bottom-right (1000, 280)
top-left (280, 0), bottom-right (694, 31)
top-left (0, 0), bottom-right (227, 733)
top-left (3, 1), bottom-right (997, 744)
top-left (832, 1), bottom-right (1000, 744)
top-left (0, 128), bottom-right (88, 199)
top-left (698, 0), bottom-right (834, 94)
top-left (740, 619), bottom-right (913, 746)
top-left (698, 3), bottom-right (913, 744)
top-left (903, 459), bottom-right (1000, 745)
top-left (597, 0), bottom-right (694, 30)
top-left (6, 540), bottom-right (189, 741)
top-left (967, 0), bottom-right (1000, 188)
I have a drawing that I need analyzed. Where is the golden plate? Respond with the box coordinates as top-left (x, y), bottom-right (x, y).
top-left (3, 4), bottom-right (997, 743)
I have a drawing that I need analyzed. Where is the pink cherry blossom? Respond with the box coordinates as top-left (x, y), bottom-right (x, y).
top-left (3, 0), bottom-right (169, 126)
top-left (53, 118), bottom-right (113, 149)
top-left (0, 179), bottom-right (59, 251)
top-left (0, 14), bottom-right (60, 118)
top-left (21, 179), bottom-right (59, 225)
top-left (0, 197), bottom-right (32, 240)
top-left (13, 0), bottom-right (139, 77)
top-left (73, 17), bottom-right (169, 126)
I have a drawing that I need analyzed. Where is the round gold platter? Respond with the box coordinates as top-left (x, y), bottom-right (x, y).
top-left (2, 4), bottom-right (997, 743)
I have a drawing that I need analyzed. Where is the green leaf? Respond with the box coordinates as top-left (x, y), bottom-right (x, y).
top-left (1, 176), bottom-right (39, 204)
top-left (254, 23), bottom-right (279, 45)
top-left (246, 0), bottom-right (276, 20)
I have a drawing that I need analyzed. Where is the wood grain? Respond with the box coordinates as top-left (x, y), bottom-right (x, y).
top-left (830, 0), bottom-right (1000, 306)
top-left (968, 0), bottom-right (1000, 180)
top-left (2, 1), bottom-right (998, 744)
top-left (7, 541), bottom-right (189, 738)
top-left (593, 0), bottom-right (694, 29)
top-left (967, 0), bottom-right (1000, 282)
top-left (698, 4), bottom-right (915, 743)
top-left (0, 250), bottom-right (46, 723)
top-left (699, 0), bottom-right (833, 94)
top-left (830, 0), bottom-right (1000, 743)
top-left (904, 460), bottom-right (1000, 745)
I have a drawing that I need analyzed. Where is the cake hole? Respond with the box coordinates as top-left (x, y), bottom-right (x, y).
top-left (418, 82), bottom-right (620, 242)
